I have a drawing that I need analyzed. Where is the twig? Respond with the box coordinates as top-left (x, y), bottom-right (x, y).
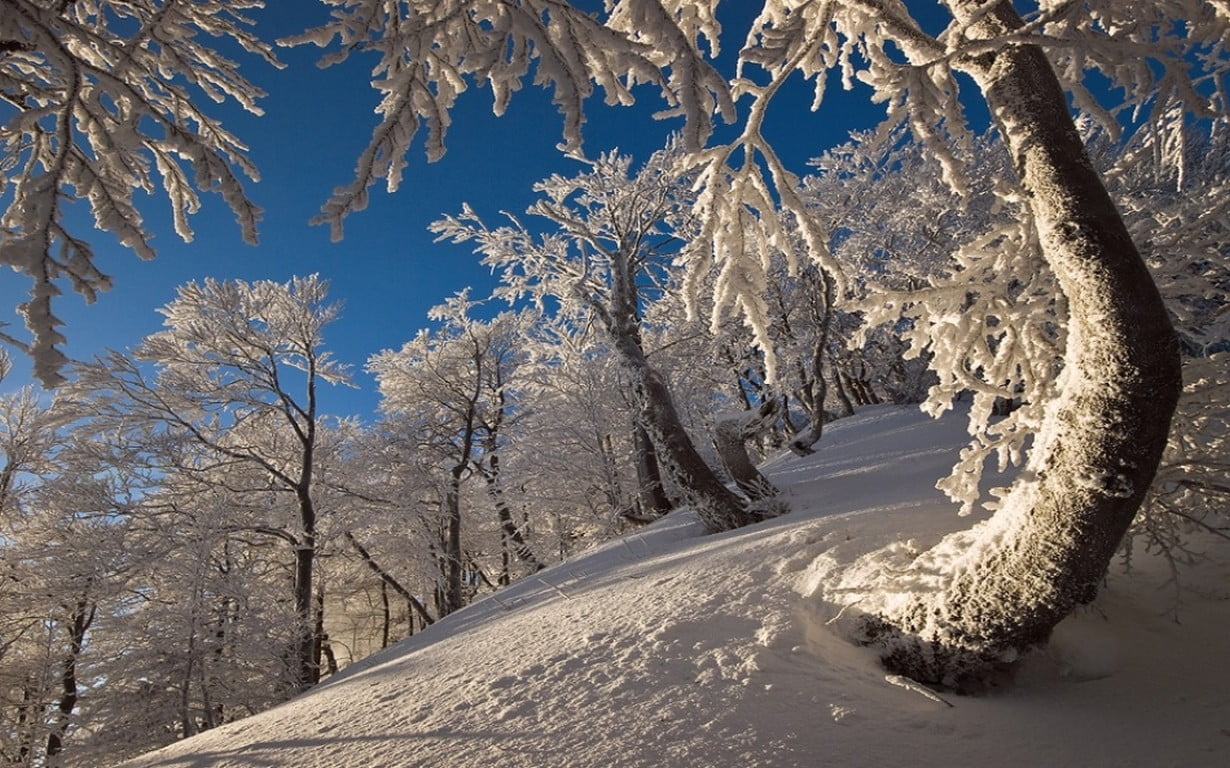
top-left (885, 674), bottom-right (954, 707)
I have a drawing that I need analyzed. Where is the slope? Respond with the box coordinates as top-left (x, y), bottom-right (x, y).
top-left (120, 405), bottom-right (1230, 768)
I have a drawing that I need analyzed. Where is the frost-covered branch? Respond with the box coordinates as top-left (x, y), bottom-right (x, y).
top-left (1, 0), bottom-right (280, 384)
top-left (288, 0), bottom-right (733, 240)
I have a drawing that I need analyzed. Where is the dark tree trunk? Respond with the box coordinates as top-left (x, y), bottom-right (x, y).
top-left (179, 626), bottom-right (199, 738)
top-left (792, 269), bottom-right (837, 455)
top-left (632, 422), bottom-right (672, 519)
top-left (45, 593), bottom-right (94, 759)
top-left (16, 679), bottom-right (35, 763)
top-left (345, 530), bottom-right (435, 627)
top-left (483, 452), bottom-right (544, 577)
top-left (842, 367), bottom-right (879, 406)
top-left (622, 343), bottom-right (755, 532)
top-left (314, 590), bottom-right (337, 676)
top-left (380, 580), bottom-right (391, 649)
top-left (291, 487), bottom-right (318, 691)
top-left (602, 251), bottom-right (754, 533)
top-left (830, 362), bottom-right (856, 417)
top-left (871, 0), bottom-right (1182, 689)
top-left (443, 472), bottom-right (464, 616)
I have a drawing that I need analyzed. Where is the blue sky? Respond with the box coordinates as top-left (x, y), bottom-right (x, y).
top-left (1, 3), bottom-right (934, 419)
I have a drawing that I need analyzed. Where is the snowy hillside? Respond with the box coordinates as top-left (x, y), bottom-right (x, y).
top-left (120, 406), bottom-right (1230, 768)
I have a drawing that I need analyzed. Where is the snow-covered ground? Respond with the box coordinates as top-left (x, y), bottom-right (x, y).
top-left (120, 406), bottom-right (1230, 768)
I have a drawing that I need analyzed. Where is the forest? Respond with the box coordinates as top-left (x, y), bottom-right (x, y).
top-left (1, 2), bottom-right (1228, 766)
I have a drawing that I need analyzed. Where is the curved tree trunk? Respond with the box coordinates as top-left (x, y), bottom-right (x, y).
top-left (873, 0), bottom-right (1182, 689)
top-left (600, 244), bottom-right (754, 534)
top-left (619, 337), bottom-right (755, 532)
top-left (46, 591), bottom-right (94, 759)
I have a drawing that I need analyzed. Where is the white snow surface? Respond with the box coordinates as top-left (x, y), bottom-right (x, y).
top-left (121, 406), bottom-right (1230, 768)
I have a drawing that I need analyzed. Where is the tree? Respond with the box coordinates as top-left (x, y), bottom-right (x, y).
top-left (0, 392), bottom-right (137, 767)
top-left (513, 316), bottom-right (655, 542)
top-left (368, 294), bottom-right (537, 615)
top-left (66, 469), bottom-right (300, 763)
top-left (432, 146), bottom-right (760, 532)
top-left (67, 274), bottom-right (349, 692)
top-left (0, 0), bottom-right (277, 385)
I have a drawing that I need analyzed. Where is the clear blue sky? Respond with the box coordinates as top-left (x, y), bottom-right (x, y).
top-left (1, 3), bottom-right (947, 419)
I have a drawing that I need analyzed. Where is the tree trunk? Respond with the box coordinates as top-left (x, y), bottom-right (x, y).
top-left (792, 268), bottom-right (837, 455)
top-left (314, 590), bottom-right (337, 676)
top-left (602, 253), bottom-right (753, 533)
top-left (871, 0), bottom-right (1182, 689)
top-left (442, 470), bottom-right (465, 616)
top-left (380, 581), bottom-right (391, 649)
top-left (830, 362), bottom-right (856, 417)
top-left (632, 422), bottom-right (672, 519)
top-left (617, 335), bottom-right (754, 532)
top-left (291, 515), bottom-right (318, 691)
top-left (713, 399), bottom-right (780, 500)
top-left (484, 452), bottom-right (544, 577)
top-left (179, 627), bottom-right (199, 738)
top-left (345, 531), bottom-right (435, 627)
top-left (45, 593), bottom-right (94, 759)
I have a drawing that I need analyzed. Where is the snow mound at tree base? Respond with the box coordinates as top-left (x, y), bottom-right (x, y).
top-left (120, 406), bottom-right (1230, 768)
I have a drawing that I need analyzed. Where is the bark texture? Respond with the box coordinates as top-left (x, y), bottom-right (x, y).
top-left (791, 269), bottom-right (837, 455)
top-left (873, 0), bottom-right (1182, 689)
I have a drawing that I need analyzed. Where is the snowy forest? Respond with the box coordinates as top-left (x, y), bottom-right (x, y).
top-left (1, 2), bottom-right (1228, 766)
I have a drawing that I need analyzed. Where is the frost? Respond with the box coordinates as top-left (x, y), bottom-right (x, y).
top-left (2, 0), bottom-right (278, 384)
top-left (291, 0), bottom-right (734, 241)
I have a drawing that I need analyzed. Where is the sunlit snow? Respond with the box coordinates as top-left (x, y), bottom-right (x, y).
top-left (120, 406), bottom-right (1230, 768)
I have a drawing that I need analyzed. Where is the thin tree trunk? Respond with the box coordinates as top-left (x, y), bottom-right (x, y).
top-left (45, 593), bottom-right (94, 759)
top-left (792, 269), bottom-right (837, 455)
top-left (198, 642), bottom-right (216, 732)
top-left (314, 590), bottom-right (336, 677)
top-left (345, 530), bottom-right (435, 627)
top-left (16, 679), bottom-right (35, 764)
top-left (871, 0), bottom-right (1182, 689)
top-left (830, 362), bottom-right (856, 417)
top-left (484, 452), bottom-right (544, 576)
top-left (380, 580), bottom-right (391, 649)
top-left (180, 628), bottom-right (198, 738)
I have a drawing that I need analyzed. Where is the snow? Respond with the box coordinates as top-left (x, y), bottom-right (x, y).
top-left (119, 405), bottom-right (1230, 768)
